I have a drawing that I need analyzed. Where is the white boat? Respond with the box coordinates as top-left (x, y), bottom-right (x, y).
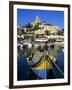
top-left (56, 38), bottom-right (64, 42)
top-left (35, 37), bottom-right (48, 42)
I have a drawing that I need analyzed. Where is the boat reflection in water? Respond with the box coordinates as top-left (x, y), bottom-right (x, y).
top-left (17, 43), bottom-right (64, 80)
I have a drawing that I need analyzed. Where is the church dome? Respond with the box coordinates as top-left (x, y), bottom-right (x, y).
top-left (34, 16), bottom-right (42, 24)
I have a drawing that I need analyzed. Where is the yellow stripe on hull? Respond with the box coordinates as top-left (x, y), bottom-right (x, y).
top-left (28, 51), bottom-right (56, 70)
top-left (33, 59), bottom-right (53, 70)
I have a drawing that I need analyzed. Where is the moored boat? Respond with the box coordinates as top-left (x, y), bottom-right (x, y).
top-left (27, 51), bottom-right (56, 79)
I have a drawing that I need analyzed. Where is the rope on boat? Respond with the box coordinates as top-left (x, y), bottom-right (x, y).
top-left (27, 52), bottom-right (64, 78)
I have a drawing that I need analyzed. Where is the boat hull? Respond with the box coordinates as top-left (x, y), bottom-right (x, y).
top-left (32, 69), bottom-right (49, 79)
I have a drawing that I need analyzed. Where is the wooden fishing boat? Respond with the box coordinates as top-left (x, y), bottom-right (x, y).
top-left (27, 51), bottom-right (56, 79)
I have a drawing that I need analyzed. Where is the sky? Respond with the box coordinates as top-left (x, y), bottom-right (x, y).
top-left (17, 9), bottom-right (64, 29)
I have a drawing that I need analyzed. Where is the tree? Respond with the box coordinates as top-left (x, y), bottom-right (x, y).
top-left (62, 29), bottom-right (64, 31)
top-left (26, 23), bottom-right (32, 28)
top-left (33, 25), bottom-right (39, 30)
top-left (57, 31), bottom-right (64, 36)
top-left (21, 29), bottom-right (24, 34)
top-left (45, 30), bottom-right (50, 35)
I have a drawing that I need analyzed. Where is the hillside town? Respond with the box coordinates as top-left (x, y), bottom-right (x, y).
top-left (17, 16), bottom-right (64, 54)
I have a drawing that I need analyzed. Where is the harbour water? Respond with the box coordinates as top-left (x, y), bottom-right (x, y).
top-left (17, 45), bottom-right (64, 80)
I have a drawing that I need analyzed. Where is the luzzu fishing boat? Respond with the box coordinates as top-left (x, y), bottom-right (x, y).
top-left (27, 51), bottom-right (56, 79)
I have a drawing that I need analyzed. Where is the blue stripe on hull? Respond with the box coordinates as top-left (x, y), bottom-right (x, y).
top-left (32, 69), bottom-right (49, 79)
